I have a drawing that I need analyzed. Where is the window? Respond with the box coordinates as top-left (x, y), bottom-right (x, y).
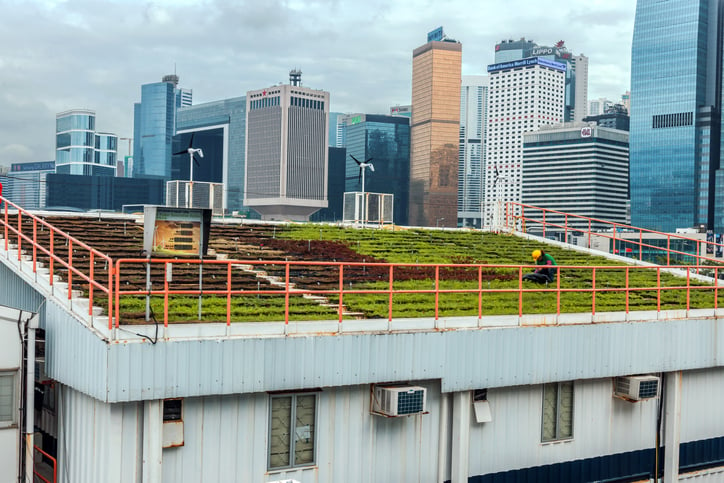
top-left (0, 372), bottom-right (16, 426)
top-left (541, 382), bottom-right (573, 442)
top-left (269, 393), bottom-right (317, 470)
top-left (163, 399), bottom-right (183, 422)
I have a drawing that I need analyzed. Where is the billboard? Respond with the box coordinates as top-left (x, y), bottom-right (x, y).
top-left (143, 206), bottom-right (211, 257)
top-left (11, 161), bottom-right (55, 172)
top-left (427, 26), bottom-right (443, 42)
top-left (487, 56), bottom-right (567, 73)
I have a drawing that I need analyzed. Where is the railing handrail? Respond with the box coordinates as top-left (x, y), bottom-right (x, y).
top-left (33, 444), bottom-right (57, 483)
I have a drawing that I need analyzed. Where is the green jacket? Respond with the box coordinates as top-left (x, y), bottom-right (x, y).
top-left (535, 253), bottom-right (557, 277)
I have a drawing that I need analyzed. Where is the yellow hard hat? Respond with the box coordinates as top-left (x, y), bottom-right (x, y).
top-left (532, 249), bottom-right (542, 260)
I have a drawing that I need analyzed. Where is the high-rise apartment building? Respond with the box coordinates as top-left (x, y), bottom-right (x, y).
top-left (244, 75), bottom-right (329, 221)
top-left (620, 91), bottom-right (631, 114)
top-left (458, 75), bottom-right (488, 228)
top-left (483, 57), bottom-right (566, 227)
top-left (55, 109), bottom-right (117, 176)
top-left (410, 31), bottom-right (462, 227)
top-left (631, 0), bottom-right (724, 232)
top-left (522, 123), bottom-right (629, 230)
top-left (343, 114), bottom-right (410, 225)
top-left (133, 74), bottom-right (192, 180)
top-left (494, 39), bottom-right (588, 122)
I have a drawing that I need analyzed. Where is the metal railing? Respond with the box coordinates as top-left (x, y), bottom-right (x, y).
top-left (508, 203), bottom-right (724, 267)
top-left (0, 199), bottom-right (113, 327)
top-left (33, 445), bottom-right (57, 483)
top-left (111, 258), bottom-right (723, 328)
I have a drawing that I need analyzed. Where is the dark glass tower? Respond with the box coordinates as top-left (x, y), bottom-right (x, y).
top-left (630, 0), bottom-right (723, 232)
top-left (344, 114), bottom-right (410, 225)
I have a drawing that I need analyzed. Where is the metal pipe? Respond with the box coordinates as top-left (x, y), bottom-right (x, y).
top-left (24, 312), bottom-right (39, 483)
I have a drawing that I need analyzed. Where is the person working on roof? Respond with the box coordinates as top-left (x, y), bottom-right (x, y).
top-left (522, 249), bottom-right (557, 284)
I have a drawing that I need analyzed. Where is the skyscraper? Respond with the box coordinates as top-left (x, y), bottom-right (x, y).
top-left (55, 109), bottom-right (117, 176)
top-left (244, 72), bottom-right (329, 221)
top-left (343, 114), bottom-right (410, 225)
top-left (483, 57), bottom-right (566, 227)
top-left (458, 75), bottom-right (488, 228)
top-left (133, 74), bottom-right (192, 180)
top-left (630, 0), bottom-right (724, 232)
top-left (410, 29), bottom-right (462, 227)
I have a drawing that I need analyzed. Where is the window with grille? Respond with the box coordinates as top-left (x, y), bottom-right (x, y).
top-left (268, 393), bottom-right (317, 470)
top-left (0, 373), bottom-right (15, 426)
top-left (541, 381), bottom-right (574, 442)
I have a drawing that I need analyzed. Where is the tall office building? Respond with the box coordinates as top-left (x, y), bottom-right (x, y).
top-left (483, 57), bottom-right (566, 227)
top-left (631, 0), bottom-right (724, 232)
top-left (410, 29), bottom-right (462, 227)
top-left (55, 109), bottom-right (117, 176)
top-left (494, 39), bottom-right (588, 122)
top-left (522, 123), bottom-right (629, 230)
top-left (175, 97), bottom-right (247, 213)
top-left (458, 75), bottom-right (488, 228)
top-left (620, 91), bottom-right (631, 114)
top-left (133, 74), bottom-right (192, 180)
top-left (244, 72), bottom-right (329, 221)
top-left (343, 114), bottom-right (410, 225)
top-left (589, 98), bottom-right (614, 117)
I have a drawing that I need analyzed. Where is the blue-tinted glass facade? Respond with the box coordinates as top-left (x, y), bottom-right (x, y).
top-left (133, 77), bottom-right (192, 181)
top-left (630, 0), bottom-right (722, 232)
top-left (176, 96), bottom-right (246, 213)
top-left (56, 110), bottom-right (116, 178)
top-left (344, 115), bottom-right (410, 225)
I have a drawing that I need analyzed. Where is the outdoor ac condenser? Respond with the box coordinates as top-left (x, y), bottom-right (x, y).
top-left (372, 385), bottom-right (427, 416)
top-left (614, 375), bottom-right (660, 401)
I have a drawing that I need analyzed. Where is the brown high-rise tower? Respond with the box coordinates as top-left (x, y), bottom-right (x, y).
top-left (409, 34), bottom-right (462, 227)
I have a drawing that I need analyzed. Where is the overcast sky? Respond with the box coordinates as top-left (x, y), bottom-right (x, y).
top-left (0, 0), bottom-right (636, 164)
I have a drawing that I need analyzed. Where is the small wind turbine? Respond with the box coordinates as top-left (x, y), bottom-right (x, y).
top-left (173, 133), bottom-right (204, 208)
top-left (350, 155), bottom-right (374, 223)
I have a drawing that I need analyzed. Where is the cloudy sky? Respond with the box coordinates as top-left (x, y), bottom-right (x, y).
top-left (0, 0), bottom-right (636, 164)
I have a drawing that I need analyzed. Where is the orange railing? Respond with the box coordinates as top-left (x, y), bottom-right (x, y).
top-left (111, 258), bottom-right (723, 328)
top-left (33, 445), bottom-right (57, 483)
top-left (0, 199), bottom-right (113, 328)
top-left (507, 203), bottom-right (724, 267)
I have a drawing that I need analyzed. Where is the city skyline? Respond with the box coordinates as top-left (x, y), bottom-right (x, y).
top-left (0, 0), bottom-right (635, 165)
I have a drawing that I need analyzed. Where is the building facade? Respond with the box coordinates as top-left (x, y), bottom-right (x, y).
top-left (343, 114), bottom-right (410, 225)
top-left (55, 109), bottom-right (117, 177)
top-left (133, 74), bottom-right (192, 180)
top-left (458, 76), bottom-right (488, 228)
top-left (630, 0), bottom-right (724, 232)
top-left (589, 97), bottom-right (614, 117)
top-left (175, 97), bottom-right (247, 214)
top-left (483, 57), bottom-right (566, 228)
top-left (4, 161), bottom-right (55, 210)
top-left (583, 104), bottom-right (630, 131)
top-left (522, 123), bottom-right (629, 231)
top-left (410, 35), bottom-right (462, 228)
top-left (494, 39), bottom-right (588, 123)
top-left (244, 82), bottom-right (329, 221)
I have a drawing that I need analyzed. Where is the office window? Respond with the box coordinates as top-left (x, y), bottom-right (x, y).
top-left (541, 381), bottom-right (573, 442)
top-left (269, 393), bottom-right (317, 470)
top-left (0, 373), bottom-right (15, 425)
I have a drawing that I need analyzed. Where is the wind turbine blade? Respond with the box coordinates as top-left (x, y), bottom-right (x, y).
top-left (350, 155), bottom-right (361, 165)
top-left (365, 157), bottom-right (373, 163)
top-left (173, 149), bottom-right (187, 156)
top-left (193, 155), bottom-right (201, 167)
top-left (358, 168), bottom-right (362, 184)
top-left (188, 132), bottom-right (195, 148)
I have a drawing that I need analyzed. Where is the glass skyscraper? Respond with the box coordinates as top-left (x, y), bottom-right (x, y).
top-left (343, 114), bottom-right (410, 225)
top-left (133, 74), bottom-right (192, 180)
top-left (56, 109), bottom-right (117, 177)
top-left (631, 0), bottom-right (724, 232)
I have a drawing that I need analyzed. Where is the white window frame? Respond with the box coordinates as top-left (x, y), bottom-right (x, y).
top-left (541, 381), bottom-right (574, 443)
top-left (0, 371), bottom-right (17, 428)
top-left (268, 392), bottom-right (318, 471)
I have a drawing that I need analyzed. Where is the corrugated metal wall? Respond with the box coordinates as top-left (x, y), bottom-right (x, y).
top-left (162, 381), bottom-right (441, 483)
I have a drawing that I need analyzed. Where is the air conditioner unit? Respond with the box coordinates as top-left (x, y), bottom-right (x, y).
top-left (372, 385), bottom-right (427, 416)
top-left (614, 375), bottom-right (660, 401)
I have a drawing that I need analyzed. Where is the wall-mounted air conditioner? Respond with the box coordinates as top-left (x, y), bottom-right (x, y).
top-left (372, 385), bottom-right (427, 417)
top-left (614, 375), bottom-right (660, 401)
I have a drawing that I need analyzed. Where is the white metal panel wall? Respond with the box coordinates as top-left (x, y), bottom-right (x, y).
top-left (680, 368), bottom-right (724, 442)
top-left (467, 378), bottom-right (659, 476)
top-left (58, 385), bottom-right (142, 483)
top-left (162, 381), bottom-right (441, 483)
top-left (0, 306), bottom-right (25, 483)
